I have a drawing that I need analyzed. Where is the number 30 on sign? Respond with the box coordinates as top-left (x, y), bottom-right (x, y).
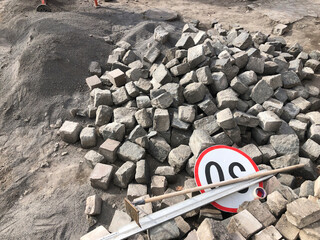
top-left (194, 145), bottom-right (263, 213)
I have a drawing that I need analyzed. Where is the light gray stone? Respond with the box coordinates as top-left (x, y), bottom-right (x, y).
top-left (198, 218), bottom-right (230, 240)
top-left (193, 115), bottom-right (220, 135)
top-left (89, 163), bottom-right (114, 190)
top-left (262, 98), bottom-right (283, 116)
top-left (270, 154), bottom-right (299, 169)
top-left (232, 32), bottom-right (253, 50)
top-left (251, 80), bottom-right (273, 104)
top-left (152, 64), bottom-right (172, 85)
top-left (99, 138), bottom-right (121, 163)
top-left (95, 105), bottom-right (113, 126)
top-left (246, 57), bottom-right (265, 74)
top-left (275, 214), bottom-right (300, 240)
top-left (299, 180), bottom-right (314, 197)
top-left (151, 175), bottom-right (168, 196)
top-left (153, 109), bottom-right (170, 132)
top-left (154, 166), bottom-right (176, 183)
top-left (289, 119), bottom-right (307, 140)
top-left (196, 66), bottom-right (213, 85)
top-left (113, 107), bottom-right (137, 130)
top-left (216, 108), bottom-right (236, 129)
top-left (160, 83), bottom-right (184, 107)
top-left (257, 111), bottom-right (282, 132)
top-left (266, 190), bottom-right (288, 217)
top-left (151, 92), bottom-right (173, 109)
top-left (198, 95), bottom-right (218, 116)
top-left (281, 71), bottom-right (301, 88)
top-left (233, 111), bottom-right (259, 127)
top-left (85, 194), bottom-right (102, 216)
top-left (109, 210), bottom-right (132, 233)
top-left (252, 226), bottom-right (282, 240)
top-left (178, 105), bottom-right (196, 123)
top-left (211, 72), bottom-right (228, 92)
top-left (230, 77), bottom-right (248, 94)
top-left (240, 144), bottom-right (263, 164)
top-left (80, 127), bottom-right (96, 148)
top-left (216, 88), bottom-right (239, 109)
top-left (301, 139), bottom-right (320, 161)
top-left (149, 220), bottom-right (179, 240)
top-left (59, 121), bottom-right (83, 143)
top-left (117, 141), bottom-right (146, 162)
top-left (171, 110), bottom-right (190, 130)
top-left (85, 150), bottom-right (105, 168)
top-left (143, 46), bottom-right (161, 64)
top-left (135, 159), bottom-right (148, 184)
top-left (99, 122), bottom-right (125, 142)
top-left (93, 89), bottom-right (113, 107)
top-left (112, 87), bottom-right (130, 105)
top-left (125, 81), bottom-right (139, 97)
top-left (187, 44), bottom-right (206, 69)
top-left (183, 82), bottom-right (207, 104)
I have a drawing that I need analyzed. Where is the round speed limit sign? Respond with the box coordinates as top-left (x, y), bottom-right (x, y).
top-left (194, 145), bottom-right (263, 213)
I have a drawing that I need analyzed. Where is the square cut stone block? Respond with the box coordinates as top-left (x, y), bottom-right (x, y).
top-left (99, 138), bottom-right (121, 163)
top-left (85, 194), bottom-right (102, 216)
top-left (108, 68), bottom-right (126, 87)
top-left (89, 163), bottom-right (114, 190)
top-left (59, 121), bottom-right (83, 143)
top-left (86, 75), bottom-right (103, 90)
top-left (80, 226), bottom-right (110, 240)
top-left (286, 197), bottom-right (320, 228)
top-left (151, 175), bottom-right (168, 196)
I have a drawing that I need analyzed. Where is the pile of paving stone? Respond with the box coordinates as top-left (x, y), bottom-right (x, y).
top-left (57, 21), bottom-right (320, 240)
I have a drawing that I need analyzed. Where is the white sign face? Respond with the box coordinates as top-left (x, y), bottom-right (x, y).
top-left (194, 145), bottom-right (262, 213)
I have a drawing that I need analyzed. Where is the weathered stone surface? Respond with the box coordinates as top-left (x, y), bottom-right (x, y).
top-left (99, 138), bottom-right (121, 163)
top-left (232, 32), bottom-right (252, 50)
top-left (108, 68), bottom-right (126, 87)
top-left (299, 180), bottom-right (315, 197)
top-left (269, 134), bottom-right (299, 156)
top-left (216, 108), bottom-right (236, 130)
top-left (113, 107), bottom-right (137, 130)
top-left (240, 144), bottom-right (263, 164)
top-left (128, 125), bottom-right (147, 142)
top-left (275, 214), bottom-right (300, 240)
top-left (211, 72), bottom-right (228, 92)
top-left (135, 159), bottom-right (148, 184)
top-left (134, 109), bottom-right (153, 128)
top-left (80, 226), bottom-right (110, 240)
top-left (113, 161), bottom-right (136, 188)
top-left (154, 166), bottom-right (176, 183)
top-left (85, 150), bottom-right (105, 168)
top-left (161, 188), bottom-right (186, 209)
top-left (151, 175), bottom-right (168, 196)
top-left (144, 46), bottom-right (161, 64)
top-left (308, 124), bottom-right (320, 144)
top-left (257, 111), bottom-right (282, 132)
top-left (152, 64), bottom-right (172, 85)
top-left (178, 105), bottom-right (196, 123)
top-left (149, 220), bottom-right (180, 240)
top-left (286, 198), bottom-right (320, 228)
top-left (250, 80), bottom-right (273, 104)
top-left (59, 121), bottom-right (82, 143)
top-left (301, 139), bottom-right (320, 161)
top-left (198, 218), bottom-right (229, 240)
top-left (294, 157), bottom-right (319, 180)
top-left (262, 98), bottom-right (284, 116)
top-left (227, 209), bottom-right (263, 238)
top-left (85, 194), bottom-right (102, 216)
top-left (117, 141), bottom-right (145, 162)
top-left (151, 92), bottom-right (173, 109)
top-left (193, 115), bottom-right (220, 135)
top-left (168, 145), bottom-right (192, 173)
top-left (233, 111), bottom-right (259, 127)
top-left (252, 226), bottom-right (282, 240)
top-left (160, 83), bottom-right (184, 107)
top-left (299, 220), bottom-right (320, 240)
top-left (153, 109), bottom-right (170, 132)
top-left (281, 71), bottom-right (301, 88)
top-left (99, 122), bottom-right (125, 142)
top-left (89, 163), bottom-right (114, 190)
top-left (80, 127), bottom-right (96, 148)
top-left (246, 57), bottom-right (265, 74)
top-left (266, 190), bottom-right (288, 217)
top-left (126, 183), bottom-right (148, 201)
top-left (270, 154), bottom-right (299, 169)
top-left (183, 82), bottom-right (207, 104)
top-left (148, 136), bottom-right (171, 162)
top-left (136, 95), bottom-right (151, 108)
top-left (187, 44), bottom-right (206, 69)
top-left (196, 66), bottom-right (213, 85)
top-left (189, 129), bottom-right (214, 157)
top-left (216, 88), bottom-right (239, 109)
top-left (93, 89), bottom-right (113, 107)
top-left (86, 75), bottom-right (103, 90)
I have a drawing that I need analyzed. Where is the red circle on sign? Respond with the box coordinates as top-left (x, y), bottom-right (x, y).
top-left (194, 145), bottom-right (263, 213)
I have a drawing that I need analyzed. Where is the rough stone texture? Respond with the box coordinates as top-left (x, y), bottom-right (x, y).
top-left (189, 129), bottom-right (215, 157)
top-left (113, 107), bottom-right (137, 130)
top-left (286, 198), bottom-right (320, 228)
top-left (269, 134), bottom-right (299, 156)
top-left (136, 95), bottom-right (151, 108)
top-left (161, 188), bottom-right (186, 209)
top-left (151, 175), bottom-right (168, 196)
top-left (135, 160), bottom-right (148, 184)
top-left (197, 218), bottom-right (230, 240)
top-left (134, 109), bottom-right (153, 128)
top-left (59, 121), bottom-right (82, 143)
top-left (178, 105), bottom-right (196, 123)
top-left (154, 166), bottom-right (176, 183)
top-left (314, 176), bottom-right (320, 198)
top-left (174, 216), bottom-right (191, 238)
top-left (168, 145), bottom-right (192, 173)
top-left (301, 139), bottom-right (320, 161)
top-left (216, 108), bottom-right (236, 130)
top-left (216, 88), bottom-right (239, 109)
top-left (232, 32), bottom-right (252, 50)
top-left (291, 97), bottom-right (311, 113)
top-left (93, 89), bottom-right (113, 107)
top-left (299, 220), bottom-right (320, 240)
top-left (108, 210), bottom-right (132, 233)
top-left (85, 194), bottom-right (102, 216)
top-left (183, 82), bottom-right (207, 104)
top-left (275, 214), bottom-right (300, 240)
top-left (187, 44), bottom-right (206, 69)
top-left (153, 109), bottom-right (170, 132)
top-left (80, 127), bottom-right (96, 148)
top-left (99, 122), bottom-right (125, 142)
top-left (89, 163), bottom-right (114, 190)
top-left (86, 75), bottom-right (103, 90)
top-left (270, 154), bottom-right (299, 169)
top-left (299, 180), bottom-right (315, 197)
top-left (234, 111), bottom-right (259, 127)
top-left (257, 111), bottom-right (282, 132)
top-left (126, 183), bottom-right (148, 201)
top-left (238, 199), bottom-right (276, 228)
top-left (252, 226), bottom-right (282, 240)
top-left (99, 138), bottom-right (121, 163)
top-left (309, 124), bottom-right (320, 144)
top-left (112, 86), bottom-right (130, 106)
top-left (149, 220), bottom-right (180, 240)
top-left (227, 209), bottom-right (263, 239)
top-left (193, 115), bottom-right (220, 135)
top-left (113, 161), bottom-right (136, 188)
top-left (151, 92), bottom-right (173, 109)
top-left (266, 190), bottom-right (288, 217)
top-left (148, 136), bottom-right (171, 162)
top-left (85, 150), bottom-right (105, 168)
top-left (295, 157), bottom-right (319, 180)
top-left (80, 226), bottom-right (110, 240)
top-left (108, 68), bottom-right (126, 87)
top-left (282, 71), bottom-right (301, 88)
top-left (117, 141), bottom-right (145, 162)
top-left (95, 105), bottom-right (113, 126)
top-left (250, 80), bottom-right (273, 104)
top-left (211, 72), bottom-right (228, 92)
top-left (196, 66), bottom-right (213, 85)
top-left (240, 144), bottom-right (263, 164)
top-left (246, 57), bottom-right (265, 74)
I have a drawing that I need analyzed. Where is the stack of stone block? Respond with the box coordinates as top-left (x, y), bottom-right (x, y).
top-left (57, 21), bottom-right (320, 239)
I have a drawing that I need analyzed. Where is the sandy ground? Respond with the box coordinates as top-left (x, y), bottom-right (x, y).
top-left (0, 0), bottom-right (319, 239)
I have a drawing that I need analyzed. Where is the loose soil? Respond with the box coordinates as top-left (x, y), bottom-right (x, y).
top-left (0, 0), bottom-right (319, 239)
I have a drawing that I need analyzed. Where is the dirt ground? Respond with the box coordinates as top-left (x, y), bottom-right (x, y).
top-left (0, 0), bottom-right (319, 239)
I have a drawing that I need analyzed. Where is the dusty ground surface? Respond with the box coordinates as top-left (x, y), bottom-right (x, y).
top-left (0, 0), bottom-right (319, 239)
